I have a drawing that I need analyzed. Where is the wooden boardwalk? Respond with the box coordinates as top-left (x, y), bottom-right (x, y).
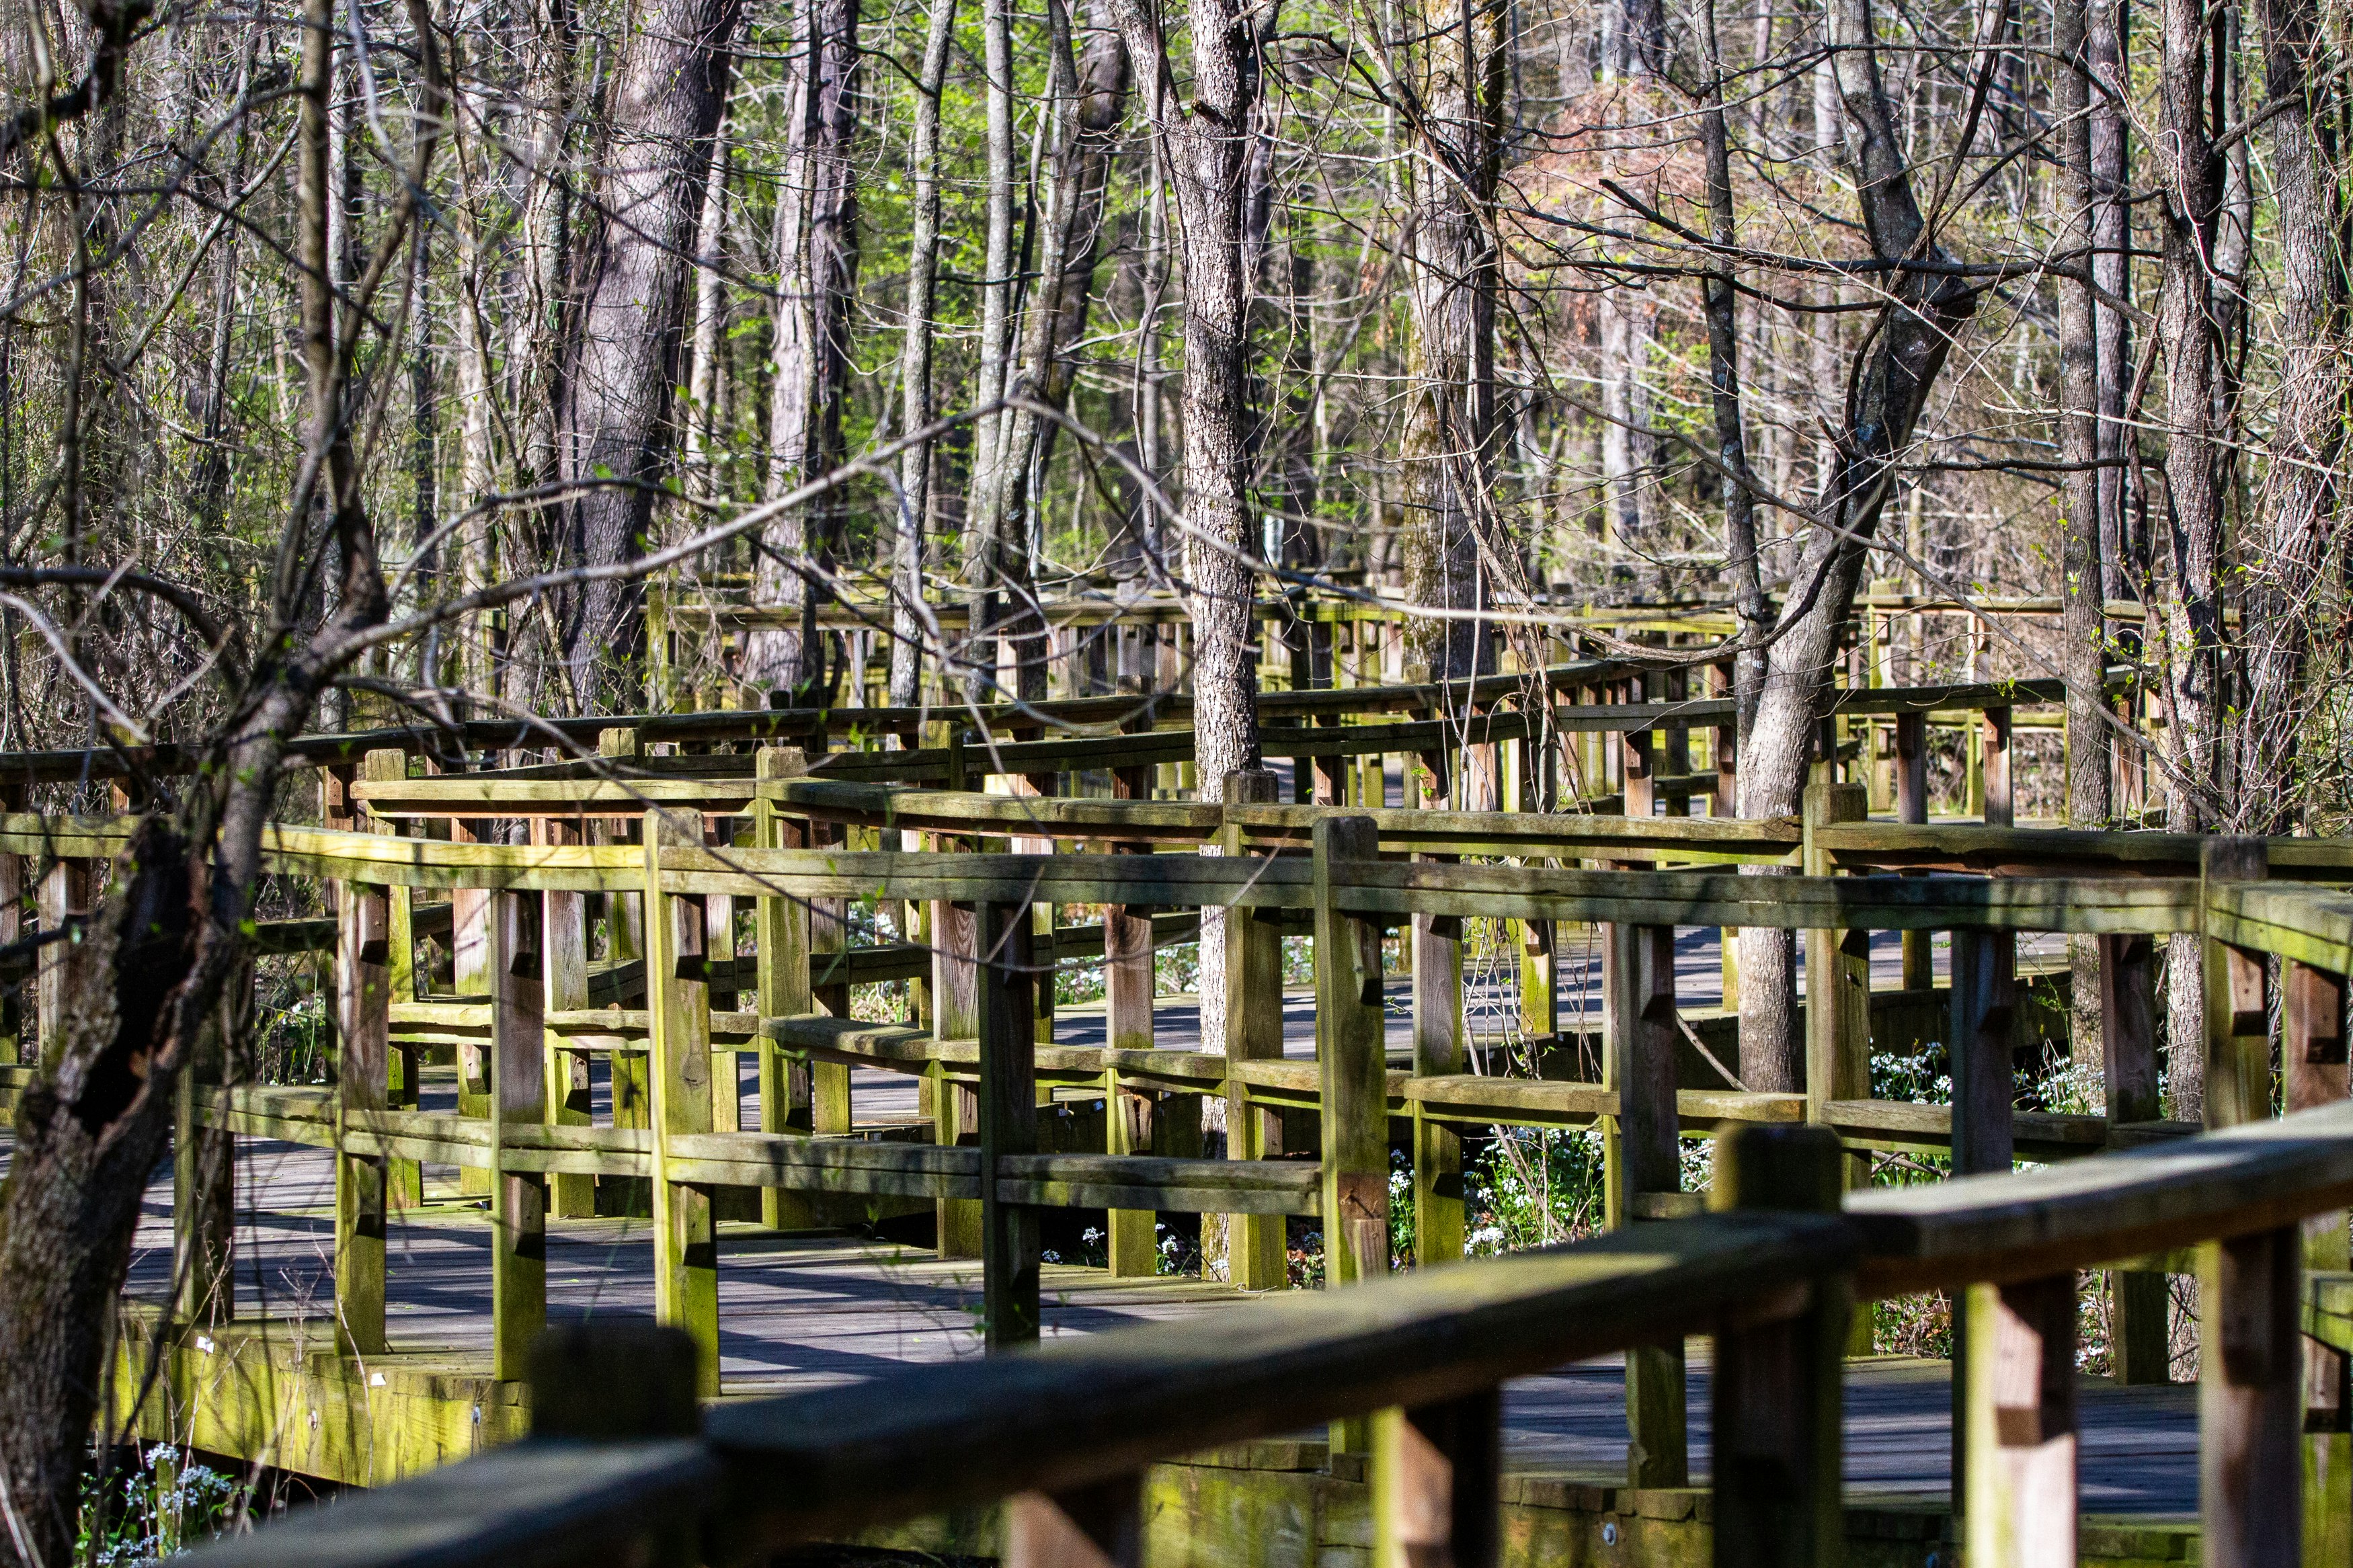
top-left (94, 1127), bottom-right (2199, 1519)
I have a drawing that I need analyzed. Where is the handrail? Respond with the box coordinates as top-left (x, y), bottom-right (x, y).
top-left (180, 1098), bottom-right (2353, 1568)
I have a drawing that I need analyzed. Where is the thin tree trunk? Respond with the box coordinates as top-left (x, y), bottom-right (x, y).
top-left (2155, 0), bottom-right (2227, 1111)
top-left (684, 116), bottom-right (731, 505)
top-left (747, 0), bottom-right (859, 702)
top-left (2089, 0), bottom-right (2135, 600)
top-left (1698, 0), bottom-right (1763, 739)
top-left (1400, 0), bottom-right (1505, 692)
top-left (891, 0), bottom-right (959, 710)
top-left (962, 0), bottom-right (1020, 702)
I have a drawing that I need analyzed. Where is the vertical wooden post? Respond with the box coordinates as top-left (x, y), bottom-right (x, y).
top-left (490, 887), bottom-right (548, 1382)
top-left (542, 818), bottom-right (596, 1219)
top-left (2102, 932), bottom-right (2169, 1383)
top-left (1316, 815), bottom-right (1389, 1453)
top-left (2289, 959), bottom-right (2351, 1563)
top-left (528, 1319), bottom-right (703, 1568)
top-left (1982, 706), bottom-right (2013, 827)
top-left (368, 753), bottom-right (422, 1210)
top-left (1895, 711), bottom-right (1933, 991)
top-left (979, 897), bottom-right (1041, 1350)
top-left (1622, 727), bottom-right (1655, 819)
top-left (37, 856), bottom-right (93, 1057)
top-left (1605, 919), bottom-right (1687, 1488)
top-left (335, 882), bottom-right (390, 1356)
top-left (2202, 1224), bottom-right (2304, 1568)
top-left (1963, 1272), bottom-right (2078, 1568)
top-left (1314, 815), bottom-right (1390, 1288)
top-left (1372, 1389), bottom-right (1502, 1568)
top-left (1408, 755), bottom-right (1464, 1272)
top-left (1005, 1477), bottom-right (1143, 1568)
top-left (1710, 1122), bottom-right (1849, 1568)
top-left (1222, 770), bottom-right (1287, 1290)
top-left (2202, 837), bottom-right (2272, 1130)
top-left (933, 870), bottom-right (984, 1257)
top-left (1107, 759), bottom-right (1158, 1277)
top-left (1948, 919), bottom-right (2019, 1503)
top-left (450, 817), bottom-right (495, 1197)
top-left (754, 748), bottom-right (822, 1229)
top-left (644, 809), bottom-right (719, 1395)
top-left (1801, 781), bottom-right (1872, 1195)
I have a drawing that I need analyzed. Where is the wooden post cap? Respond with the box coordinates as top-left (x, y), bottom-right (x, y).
top-left (1710, 1123), bottom-right (1844, 1215)
top-left (529, 1324), bottom-right (701, 1439)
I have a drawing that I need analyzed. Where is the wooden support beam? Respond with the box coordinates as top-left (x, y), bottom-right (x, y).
top-left (1408, 743), bottom-right (1465, 1275)
top-left (491, 886), bottom-right (549, 1382)
top-left (1801, 782), bottom-right (1872, 1201)
top-left (2202, 1224), bottom-right (2303, 1568)
top-left (1949, 921), bottom-right (2018, 1503)
top-left (1710, 1123), bottom-right (1848, 1568)
top-left (1372, 1390), bottom-right (1501, 1568)
top-left (1896, 711), bottom-right (1932, 991)
top-left (934, 867), bottom-right (984, 1258)
top-left (1005, 1477), bottom-right (1142, 1568)
top-left (370, 751), bottom-right (422, 1211)
top-left (1605, 919), bottom-right (1687, 1487)
top-left (645, 810), bottom-right (719, 1395)
top-left (1222, 770), bottom-right (1287, 1291)
top-left (2101, 932), bottom-right (2169, 1384)
top-left (1983, 706), bottom-right (2013, 827)
top-left (1316, 814), bottom-right (1390, 1454)
top-left (335, 882), bottom-right (390, 1356)
top-left (2289, 958), bottom-right (2351, 1564)
top-left (37, 855), bottom-right (91, 1056)
top-left (1963, 1272), bottom-right (2078, 1568)
top-left (2203, 837), bottom-right (2272, 1131)
top-left (541, 817), bottom-right (596, 1219)
top-left (1107, 760), bottom-right (1158, 1277)
top-left (979, 897), bottom-right (1041, 1350)
top-left (755, 748), bottom-right (823, 1229)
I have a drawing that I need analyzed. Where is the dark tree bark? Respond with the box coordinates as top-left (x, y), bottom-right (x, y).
top-left (961, 0), bottom-right (1021, 702)
top-left (554, 0), bottom-right (742, 710)
top-left (746, 0), bottom-right (860, 702)
top-left (2239, 0), bottom-right (2345, 833)
top-left (1734, 0), bottom-right (1977, 1089)
top-left (2088, 0), bottom-right (2136, 600)
top-left (1399, 0), bottom-right (1507, 691)
top-left (2056, 0), bottom-right (2111, 833)
top-left (891, 0), bottom-right (959, 709)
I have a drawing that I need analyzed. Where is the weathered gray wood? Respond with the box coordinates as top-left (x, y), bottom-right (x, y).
top-left (1316, 815), bottom-right (1390, 1291)
top-left (2202, 1224), bottom-right (2303, 1568)
top-left (1372, 1389), bottom-right (1500, 1568)
top-left (1983, 706), bottom-right (2013, 827)
top-left (933, 862), bottom-right (984, 1257)
top-left (1222, 770), bottom-right (1288, 1290)
top-left (491, 887), bottom-right (549, 1381)
top-left (1105, 760), bottom-right (1161, 1276)
top-left (540, 816), bottom-right (596, 1219)
top-left (2204, 838), bottom-right (2274, 1131)
top-left (36, 854), bottom-right (91, 1057)
top-left (2099, 930), bottom-right (2169, 1383)
top-left (755, 748), bottom-right (824, 1229)
top-left (1603, 918), bottom-right (1685, 1487)
top-left (1802, 782), bottom-right (1873, 1217)
top-left (1962, 1272), bottom-right (2077, 1568)
top-left (980, 897), bottom-right (1041, 1350)
top-left (1709, 1123), bottom-right (1849, 1568)
top-left (645, 809), bottom-right (719, 1395)
top-left (2288, 958), bottom-right (2352, 1561)
top-left (1896, 711), bottom-right (1933, 990)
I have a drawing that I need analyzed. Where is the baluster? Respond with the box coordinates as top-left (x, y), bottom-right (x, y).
top-left (1104, 751), bottom-right (1158, 1276)
top-left (645, 809), bottom-right (719, 1394)
top-left (1710, 1123), bottom-right (1848, 1568)
top-left (2101, 932), bottom-right (2169, 1381)
top-left (2289, 958), bottom-right (2350, 1560)
top-left (1314, 815), bottom-right (1388, 1451)
top-left (1372, 1389), bottom-right (1501, 1568)
top-left (1218, 770), bottom-right (1287, 1290)
top-left (1607, 919), bottom-right (1685, 1487)
top-left (1963, 1272), bottom-right (2078, 1567)
top-left (2203, 1223), bottom-right (2303, 1568)
top-left (755, 747), bottom-right (822, 1229)
top-left (933, 844), bottom-right (984, 1257)
top-left (1005, 1475), bottom-right (1142, 1568)
top-left (542, 816), bottom-right (596, 1219)
top-left (1895, 710), bottom-right (1932, 992)
top-left (491, 886), bottom-right (548, 1381)
top-left (2203, 837), bottom-right (2272, 1130)
top-left (335, 881), bottom-right (389, 1356)
top-left (979, 895), bottom-right (1040, 1350)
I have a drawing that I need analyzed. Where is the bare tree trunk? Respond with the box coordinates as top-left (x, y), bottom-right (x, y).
top-left (1697, 0), bottom-right (1763, 737)
top-left (1735, 0), bottom-right (1977, 1088)
top-left (1400, 0), bottom-right (1505, 691)
top-left (891, 0), bottom-right (959, 710)
top-left (2238, 0), bottom-right (2344, 833)
top-left (684, 116), bottom-right (731, 505)
top-left (961, 0), bottom-right (1020, 702)
top-left (746, 0), bottom-right (859, 702)
top-left (2154, 0), bottom-right (2227, 1110)
top-left (2089, 0), bottom-right (2135, 600)
top-left (555, 0), bottom-right (741, 711)
top-left (993, 0), bottom-right (1130, 703)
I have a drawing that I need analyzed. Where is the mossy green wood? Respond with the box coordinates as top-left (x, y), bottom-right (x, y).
top-left (333, 881), bottom-right (389, 1356)
top-left (1315, 815), bottom-right (1390, 1455)
top-left (644, 809), bottom-right (719, 1395)
top-left (541, 818), bottom-right (596, 1219)
top-left (2202, 839), bottom-right (2275, 1132)
top-left (1222, 772), bottom-right (1291, 1291)
top-left (756, 748), bottom-right (826, 1229)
